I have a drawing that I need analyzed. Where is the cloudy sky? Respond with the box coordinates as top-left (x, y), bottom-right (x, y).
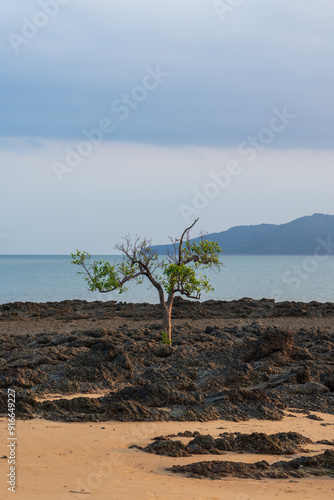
top-left (1, 0), bottom-right (333, 254)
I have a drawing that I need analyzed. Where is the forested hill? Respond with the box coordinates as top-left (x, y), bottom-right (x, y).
top-left (152, 214), bottom-right (334, 255)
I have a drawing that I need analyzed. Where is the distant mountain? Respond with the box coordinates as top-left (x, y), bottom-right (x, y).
top-left (152, 214), bottom-right (334, 255)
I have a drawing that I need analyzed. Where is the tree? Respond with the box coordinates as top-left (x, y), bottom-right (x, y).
top-left (71, 219), bottom-right (222, 344)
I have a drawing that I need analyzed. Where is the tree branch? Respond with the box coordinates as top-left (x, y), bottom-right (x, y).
top-left (97, 271), bottom-right (145, 292)
top-left (178, 218), bottom-right (199, 265)
top-left (114, 235), bottom-right (166, 306)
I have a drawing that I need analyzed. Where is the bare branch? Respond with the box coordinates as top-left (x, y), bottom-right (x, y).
top-left (114, 235), bottom-right (165, 305)
top-left (178, 218), bottom-right (199, 265)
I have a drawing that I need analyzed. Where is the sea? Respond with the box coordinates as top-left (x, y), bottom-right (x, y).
top-left (0, 255), bottom-right (333, 305)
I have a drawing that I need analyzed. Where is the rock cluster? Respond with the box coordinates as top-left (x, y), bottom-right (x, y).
top-left (168, 450), bottom-right (334, 480)
top-left (0, 299), bottom-right (333, 422)
top-left (136, 431), bottom-right (313, 457)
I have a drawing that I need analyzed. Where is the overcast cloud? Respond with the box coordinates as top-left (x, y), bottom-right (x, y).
top-left (1, 0), bottom-right (333, 253)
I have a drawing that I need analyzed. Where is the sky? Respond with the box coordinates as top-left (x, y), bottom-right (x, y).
top-left (1, 0), bottom-right (334, 254)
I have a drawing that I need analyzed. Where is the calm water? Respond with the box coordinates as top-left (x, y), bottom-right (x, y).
top-left (0, 255), bottom-right (333, 305)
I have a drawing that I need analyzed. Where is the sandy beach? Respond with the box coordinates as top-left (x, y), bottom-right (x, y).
top-left (1, 411), bottom-right (334, 500)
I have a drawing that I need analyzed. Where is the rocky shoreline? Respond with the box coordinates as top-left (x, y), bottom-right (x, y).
top-left (1, 296), bottom-right (334, 322)
top-left (0, 298), bottom-right (333, 423)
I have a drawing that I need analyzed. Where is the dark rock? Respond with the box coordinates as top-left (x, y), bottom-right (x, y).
top-left (154, 345), bottom-right (174, 358)
top-left (321, 371), bottom-right (334, 392)
top-left (168, 450), bottom-right (334, 480)
top-left (216, 431), bottom-right (312, 455)
top-left (114, 353), bottom-right (132, 371)
top-left (187, 434), bottom-right (218, 454)
top-left (243, 328), bottom-right (295, 363)
top-left (138, 439), bottom-right (190, 457)
top-left (307, 414), bottom-right (324, 421)
top-left (107, 400), bottom-right (169, 422)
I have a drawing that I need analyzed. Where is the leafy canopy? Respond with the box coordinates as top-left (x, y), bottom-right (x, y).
top-left (71, 220), bottom-right (222, 301)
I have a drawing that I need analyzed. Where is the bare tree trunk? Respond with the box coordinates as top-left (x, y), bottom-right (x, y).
top-left (162, 304), bottom-right (172, 344)
top-left (161, 292), bottom-right (175, 344)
